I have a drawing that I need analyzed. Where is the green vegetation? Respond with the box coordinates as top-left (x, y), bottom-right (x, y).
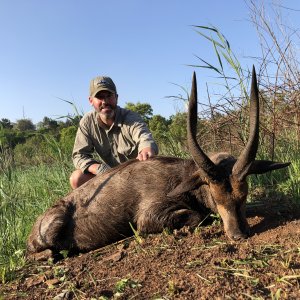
top-left (1, 2), bottom-right (300, 283)
top-left (0, 147), bottom-right (72, 283)
top-left (1, 89), bottom-right (298, 283)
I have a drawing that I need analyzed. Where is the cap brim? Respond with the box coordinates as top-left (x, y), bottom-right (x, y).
top-left (91, 88), bottom-right (116, 98)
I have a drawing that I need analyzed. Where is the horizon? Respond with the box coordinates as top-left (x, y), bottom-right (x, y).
top-left (1, 0), bottom-right (300, 124)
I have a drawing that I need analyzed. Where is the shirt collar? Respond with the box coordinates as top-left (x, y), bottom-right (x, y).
top-left (114, 106), bottom-right (123, 127)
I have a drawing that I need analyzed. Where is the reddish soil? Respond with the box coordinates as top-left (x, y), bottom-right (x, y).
top-left (1, 198), bottom-right (300, 300)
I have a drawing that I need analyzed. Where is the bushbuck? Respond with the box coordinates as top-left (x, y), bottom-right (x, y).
top-left (27, 67), bottom-right (290, 260)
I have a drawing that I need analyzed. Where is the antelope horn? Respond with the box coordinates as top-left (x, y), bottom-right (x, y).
top-left (232, 65), bottom-right (259, 181)
top-left (187, 72), bottom-right (221, 181)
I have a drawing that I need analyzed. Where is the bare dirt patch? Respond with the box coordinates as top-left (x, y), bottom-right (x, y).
top-left (1, 199), bottom-right (300, 299)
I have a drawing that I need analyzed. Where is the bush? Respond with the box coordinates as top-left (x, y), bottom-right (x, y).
top-left (59, 126), bottom-right (77, 155)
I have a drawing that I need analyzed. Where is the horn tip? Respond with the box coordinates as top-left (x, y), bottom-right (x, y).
top-left (252, 65), bottom-right (256, 77)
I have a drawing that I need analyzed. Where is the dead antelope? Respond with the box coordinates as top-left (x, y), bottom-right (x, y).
top-left (27, 67), bottom-right (290, 260)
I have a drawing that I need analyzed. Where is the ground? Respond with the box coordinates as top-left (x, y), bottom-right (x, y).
top-left (1, 197), bottom-right (300, 300)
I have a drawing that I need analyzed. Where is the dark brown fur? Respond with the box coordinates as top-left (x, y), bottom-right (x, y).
top-left (27, 68), bottom-right (290, 259)
top-left (27, 157), bottom-right (210, 256)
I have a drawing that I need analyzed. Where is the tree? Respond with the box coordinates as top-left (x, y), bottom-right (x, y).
top-left (149, 115), bottom-right (169, 140)
top-left (125, 102), bottom-right (153, 124)
top-left (0, 128), bottom-right (26, 149)
top-left (168, 112), bottom-right (187, 146)
top-left (0, 118), bottom-right (13, 129)
top-left (36, 117), bottom-right (58, 131)
top-left (14, 119), bottom-right (35, 131)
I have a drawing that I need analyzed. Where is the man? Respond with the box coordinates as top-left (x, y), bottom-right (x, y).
top-left (69, 76), bottom-right (158, 189)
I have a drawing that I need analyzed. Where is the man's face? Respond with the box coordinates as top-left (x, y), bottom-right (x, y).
top-left (89, 90), bottom-right (118, 120)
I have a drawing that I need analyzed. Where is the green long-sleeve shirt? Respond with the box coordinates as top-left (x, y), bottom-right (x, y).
top-left (72, 106), bottom-right (158, 173)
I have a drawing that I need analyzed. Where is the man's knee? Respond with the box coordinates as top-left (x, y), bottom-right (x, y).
top-left (69, 170), bottom-right (83, 189)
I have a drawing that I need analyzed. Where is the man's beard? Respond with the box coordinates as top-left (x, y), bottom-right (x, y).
top-left (98, 104), bottom-right (116, 120)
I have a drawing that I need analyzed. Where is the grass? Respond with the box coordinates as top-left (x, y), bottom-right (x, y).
top-left (0, 156), bottom-right (72, 283)
top-left (1, 19), bottom-right (300, 298)
top-left (0, 53), bottom-right (300, 285)
top-left (0, 134), bottom-right (299, 284)
top-left (1, 25), bottom-right (299, 284)
top-left (0, 202), bottom-right (299, 298)
top-left (247, 141), bottom-right (300, 207)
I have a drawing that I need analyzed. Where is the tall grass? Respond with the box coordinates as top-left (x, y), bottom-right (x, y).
top-left (0, 145), bottom-right (72, 283)
top-left (248, 140), bottom-right (300, 204)
top-left (265, 141), bottom-right (300, 203)
top-left (190, 24), bottom-right (300, 206)
top-left (1, 17), bottom-right (300, 284)
top-left (1, 133), bottom-right (298, 284)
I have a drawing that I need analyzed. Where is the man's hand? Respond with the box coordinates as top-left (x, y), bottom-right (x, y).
top-left (137, 147), bottom-right (155, 161)
top-left (88, 163), bottom-right (110, 175)
top-left (87, 164), bottom-right (100, 175)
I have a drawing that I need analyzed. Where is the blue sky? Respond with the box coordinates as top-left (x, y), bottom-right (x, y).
top-left (1, 1), bottom-right (299, 124)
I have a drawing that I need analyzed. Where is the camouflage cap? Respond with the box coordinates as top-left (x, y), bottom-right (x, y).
top-left (89, 76), bottom-right (117, 97)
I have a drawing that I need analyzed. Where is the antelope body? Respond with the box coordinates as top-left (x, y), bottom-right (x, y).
top-left (27, 67), bottom-right (290, 259)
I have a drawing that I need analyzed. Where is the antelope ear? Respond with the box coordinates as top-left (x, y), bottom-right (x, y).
top-left (167, 172), bottom-right (207, 198)
top-left (249, 160), bottom-right (290, 175)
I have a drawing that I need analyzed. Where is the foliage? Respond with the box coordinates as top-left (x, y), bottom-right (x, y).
top-left (14, 118), bottom-right (35, 131)
top-left (13, 135), bottom-right (48, 166)
top-left (0, 128), bottom-right (26, 149)
top-left (0, 149), bottom-right (72, 283)
top-left (149, 115), bottom-right (170, 154)
top-left (59, 125), bottom-right (77, 155)
top-left (0, 119), bottom-right (13, 129)
top-left (1, 2), bottom-right (300, 281)
top-left (125, 102), bottom-right (153, 125)
top-left (36, 117), bottom-right (59, 131)
top-left (168, 113), bottom-right (188, 150)
top-left (190, 24), bottom-right (252, 149)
